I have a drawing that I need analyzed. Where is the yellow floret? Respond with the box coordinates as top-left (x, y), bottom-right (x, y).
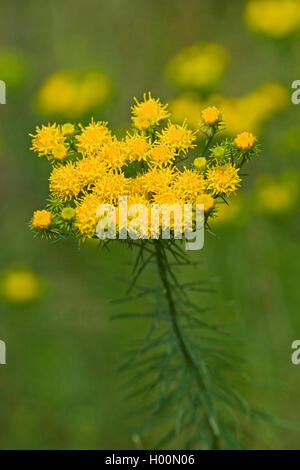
top-left (138, 167), bottom-right (177, 197)
top-left (173, 169), bottom-right (205, 202)
top-left (52, 143), bottom-right (68, 160)
top-left (75, 193), bottom-right (102, 239)
top-left (93, 171), bottom-right (129, 204)
top-left (49, 162), bottom-right (82, 200)
top-left (157, 122), bottom-right (197, 154)
top-left (30, 123), bottom-right (65, 157)
top-left (76, 119), bottom-right (112, 156)
top-left (193, 157), bottom-right (207, 171)
top-left (206, 164), bottom-right (241, 196)
top-left (201, 106), bottom-right (220, 125)
top-left (62, 123), bottom-right (75, 135)
top-left (131, 92), bottom-right (170, 130)
top-left (61, 207), bottom-right (76, 221)
top-left (32, 209), bottom-right (52, 229)
top-left (75, 156), bottom-right (108, 188)
top-left (149, 144), bottom-right (176, 167)
top-left (100, 139), bottom-right (128, 170)
top-left (125, 133), bottom-right (150, 162)
top-left (234, 132), bottom-right (256, 150)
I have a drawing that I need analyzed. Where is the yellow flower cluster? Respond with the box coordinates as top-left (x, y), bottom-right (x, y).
top-left (30, 93), bottom-right (258, 240)
top-left (166, 43), bottom-right (229, 90)
top-left (245, 0), bottom-right (300, 38)
top-left (36, 70), bottom-right (111, 118)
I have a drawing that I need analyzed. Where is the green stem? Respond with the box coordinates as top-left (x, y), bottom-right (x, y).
top-left (154, 240), bottom-right (222, 450)
top-left (202, 130), bottom-right (216, 157)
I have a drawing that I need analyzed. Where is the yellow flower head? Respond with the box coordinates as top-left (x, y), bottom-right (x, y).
top-left (193, 157), bottom-right (207, 171)
top-left (32, 209), bottom-right (52, 229)
top-left (195, 193), bottom-right (215, 213)
top-left (76, 120), bottom-right (112, 156)
top-left (131, 92), bottom-right (170, 130)
top-left (166, 43), bottom-right (229, 90)
top-left (75, 156), bottom-right (108, 188)
top-left (235, 132), bottom-right (256, 150)
top-left (201, 106), bottom-right (220, 125)
top-left (30, 123), bottom-right (65, 157)
top-left (157, 122), bottom-right (197, 154)
top-left (126, 133), bottom-right (151, 162)
top-left (49, 162), bottom-right (82, 200)
top-left (125, 133), bottom-right (150, 162)
top-left (61, 207), bottom-right (76, 221)
top-left (138, 167), bottom-right (177, 198)
top-left (1, 269), bottom-right (42, 304)
top-left (149, 144), bottom-right (176, 167)
top-left (254, 172), bottom-right (300, 214)
top-left (62, 123), bottom-right (75, 135)
top-left (206, 163), bottom-right (241, 196)
top-left (52, 143), bottom-right (68, 160)
top-left (245, 0), bottom-right (300, 38)
top-left (152, 192), bottom-right (180, 206)
top-left (93, 171), bottom-right (129, 204)
top-left (173, 169), bottom-right (205, 202)
top-left (75, 193), bottom-right (102, 239)
top-left (126, 194), bottom-right (150, 210)
top-left (100, 139), bottom-right (128, 170)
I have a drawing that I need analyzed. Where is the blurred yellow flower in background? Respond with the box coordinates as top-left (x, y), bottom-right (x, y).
top-left (281, 126), bottom-right (300, 154)
top-left (170, 83), bottom-right (288, 135)
top-left (0, 50), bottom-right (27, 87)
top-left (169, 93), bottom-right (203, 129)
top-left (253, 172), bottom-right (300, 215)
top-left (166, 43), bottom-right (229, 91)
top-left (211, 196), bottom-right (247, 228)
top-left (0, 268), bottom-right (44, 305)
top-left (245, 0), bottom-right (300, 38)
top-left (36, 70), bottom-right (111, 118)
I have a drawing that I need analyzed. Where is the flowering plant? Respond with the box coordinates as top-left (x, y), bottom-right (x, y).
top-left (29, 93), bottom-right (264, 449)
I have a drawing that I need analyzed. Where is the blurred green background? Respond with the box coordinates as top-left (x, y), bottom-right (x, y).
top-left (1, 0), bottom-right (300, 449)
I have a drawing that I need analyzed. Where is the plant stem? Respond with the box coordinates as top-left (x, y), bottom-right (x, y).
top-left (154, 239), bottom-right (222, 450)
